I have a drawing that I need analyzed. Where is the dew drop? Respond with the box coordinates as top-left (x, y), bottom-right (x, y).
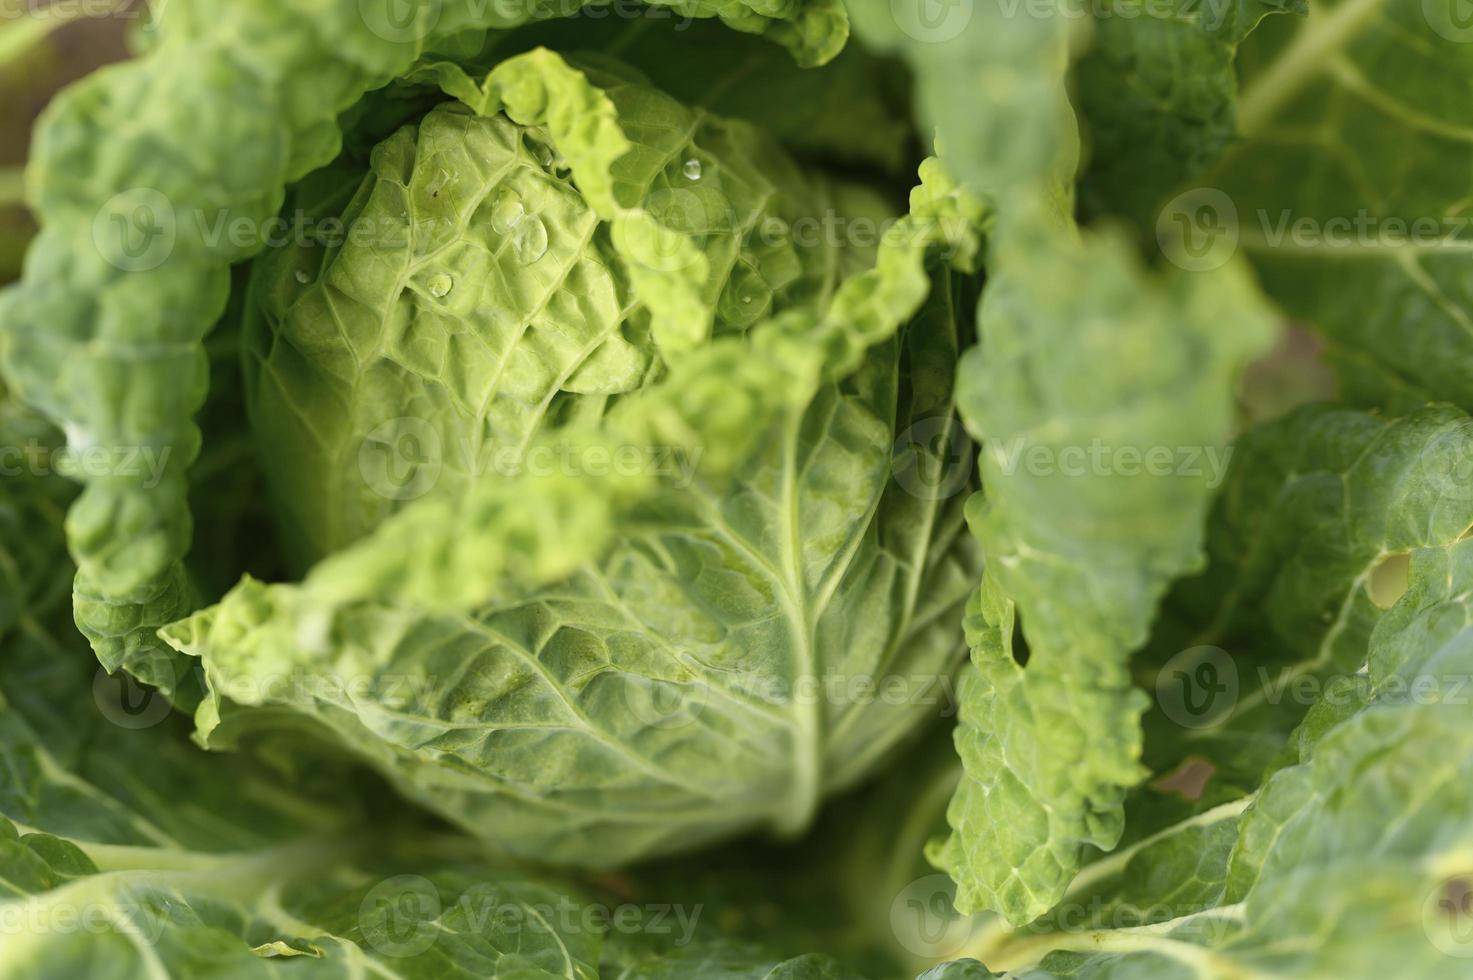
top-left (512, 216), bottom-right (549, 264)
top-left (718, 264), bottom-right (767, 328)
top-left (294, 269), bottom-right (311, 284)
top-left (427, 272), bottom-right (453, 298)
top-left (490, 190), bottom-right (526, 235)
top-left (682, 158), bottom-right (702, 181)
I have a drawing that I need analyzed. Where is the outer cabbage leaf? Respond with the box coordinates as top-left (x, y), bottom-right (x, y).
top-left (0, 433), bottom-right (882, 978)
top-left (605, 939), bottom-right (871, 980)
top-left (1142, 404), bottom-right (1473, 785)
top-left (1074, 0), bottom-right (1304, 225)
top-left (1087, 0), bottom-right (1473, 413)
top-left (0, 394), bottom-right (73, 633)
top-left (848, 0), bottom-right (1078, 212)
top-left (1219, 0), bottom-right (1473, 412)
top-left (850, 0), bottom-right (1281, 928)
top-left (962, 536), bottom-right (1473, 978)
top-left (929, 211), bottom-right (1275, 923)
top-left (0, 425), bottom-right (604, 979)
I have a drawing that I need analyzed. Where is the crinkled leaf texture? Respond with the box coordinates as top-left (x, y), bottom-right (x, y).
top-left (240, 49), bottom-right (889, 564)
top-left (1077, 0), bottom-right (1473, 416)
top-left (0, 416), bottom-right (886, 980)
top-left (160, 52), bottom-right (986, 868)
top-left (1143, 404), bottom-right (1473, 785)
top-left (929, 210), bottom-right (1276, 923)
top-left (0, 431), bottom-right (603, 979)
top-left (0, 0), bottom-right (852, 699)
top-left (964, 534), bottom-right (1473, 978)
top-left (851, 0), bottom-right (1272, 927)
top-left (933, 406), bottom-right (1473, 977)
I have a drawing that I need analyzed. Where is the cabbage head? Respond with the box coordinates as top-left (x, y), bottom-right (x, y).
top-left (158, 48), bottom-right (984, 866)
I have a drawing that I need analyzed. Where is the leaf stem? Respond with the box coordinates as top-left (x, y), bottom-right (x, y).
top-left (985, 909), bottom-right (1260, 977)
top-left (957, 795), bottom-right (1256, 968)
top-left (1237, 0), bottom-right (1389, 136)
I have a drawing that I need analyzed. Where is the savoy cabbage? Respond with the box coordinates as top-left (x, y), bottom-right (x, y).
top-left (2, 0), bottom-right (1473, 977)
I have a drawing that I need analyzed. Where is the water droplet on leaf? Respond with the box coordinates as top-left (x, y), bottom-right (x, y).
top-left (294, 270), bottom-right (311, 284)
top-left (490, 190), bottom-right (526, 235)
top-left (427, 273), bottom-right (453, 298)
top-left (512, 216), bottom-right (548, 264)
top-left (718, 264), bottom-right (767, 328)
top-left (682, 158), bottom-right (702, 181)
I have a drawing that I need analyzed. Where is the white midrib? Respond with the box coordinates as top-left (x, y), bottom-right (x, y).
top-left (1, 842), bottom-right (331, 977)
top-left (958, 795), bottom-right (1256, 969)
top-left (1236, 0), bottom-right (1391, 137)
top-left (776, 410), bottom-right (824, 835)
top-left (984, 909), bottom-right (1262, 979)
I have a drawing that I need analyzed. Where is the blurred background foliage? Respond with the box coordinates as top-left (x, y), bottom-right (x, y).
top-left (0, 1), bottom-right (131, 283)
